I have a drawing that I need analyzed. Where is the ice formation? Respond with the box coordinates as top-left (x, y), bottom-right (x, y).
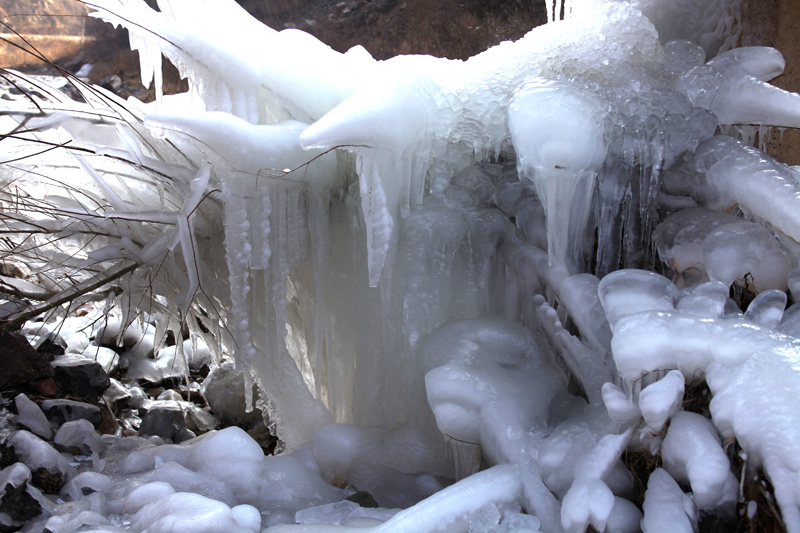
top-left (4, 0), bottom-right (800, 531)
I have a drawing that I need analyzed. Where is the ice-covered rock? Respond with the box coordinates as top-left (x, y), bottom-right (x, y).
top-left (200, 361), bottom-right (264, 427)
top-left (0, 430), bottom-right (74, 493)
top-left (0, 463), bottom-right (46, 523)
top-left (53, 419), bottom-right (105, 456)
top-left (50, 356), bottom-right (111, 401)
top-left (14, 394), bottom-right (52, 440)
top-left (41, 399), bottom-right (102, 429)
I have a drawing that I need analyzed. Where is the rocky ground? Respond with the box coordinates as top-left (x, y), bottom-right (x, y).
top-left (0, 295), bottom-right (278, 530)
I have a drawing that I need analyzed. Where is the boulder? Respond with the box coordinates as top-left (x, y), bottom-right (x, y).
top-left (51, 356), bottom-right (110, 401)
top-left (0, 331), bottom-right (53, 391)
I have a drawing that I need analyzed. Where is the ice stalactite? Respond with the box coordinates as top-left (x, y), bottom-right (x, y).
top-left (509, 78), bottom-right (609, 272)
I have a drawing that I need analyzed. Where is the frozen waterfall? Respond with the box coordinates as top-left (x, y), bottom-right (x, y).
top-left (2, 0), bottom-right (800, 531)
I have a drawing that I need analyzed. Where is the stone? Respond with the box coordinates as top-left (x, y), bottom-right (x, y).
top-left (137, 402), bottom-right (186, 442)
top-left (138, 401), bottom-right (215, 442)
top-left (40, 400), bottom-right (102, 429)
top-left (102, 379), bottom-right (131, 406)
top-left (53, 420), bottom-right (105, 456)
top-left (201, 361), bottom-right (264, 427)
top-left (35, 334), bottom-right (66, 359)
top-left (0, 463), bottom-right (43, 523)
top-left (0, 331), bottom-right (53, 390)
top-left (51, 356), bottom-right (110, 401)
top-left (0, 431), bottom-right (73, 493)
top-left (79, 345), bottom-right (120, 376)
top-left (13, 394), bottom-right (51, 440)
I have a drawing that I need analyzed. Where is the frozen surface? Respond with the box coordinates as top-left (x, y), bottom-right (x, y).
top-left (14, 393), bottom-right (52, 440)
top-left (6, 0), bottom-right (800, 531)
top-left (641, 468), bottom-right (697, 533)
top-left (661, 411), bottom-right (737, 512)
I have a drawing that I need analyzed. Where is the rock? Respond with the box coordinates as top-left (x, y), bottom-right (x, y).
top-left (201, 361), bottom-right (264, 427)
top-left (35, 334), bottom-right (66, 358)
top-left (346, 491), bottom-right (380, 508)
top-left (156, 390), bottom-right (182, 402)
top-left (0, 463), bottom-right (43, 522)
top-left (138, 401), bottom-right (215, 442)
top-left (53, 420), bottom-right (105, 456)
top-left (0, 431), bottom-right (73, 493)
top-left (51, 356), bottom-right (110, 401)
top-left (0, 331), bottom-right (53, 390)
top-left (40, 400), bottom-right (102, 429)
top-left (126, 345), bottom-right (188, 385)
top-left (60, 472), bottom-right (111, 503)
top-left (79, 345), bottom-right (120, 376)
top-left (137, 402), bottom-right (186, 442)
top-left (13, 394), bottom-right (52, 440)
top-left (102, 379), bottom-right (131, 406)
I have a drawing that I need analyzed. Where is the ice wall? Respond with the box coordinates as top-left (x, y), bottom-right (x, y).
top-left (5, 0), bottom-right (800, 530)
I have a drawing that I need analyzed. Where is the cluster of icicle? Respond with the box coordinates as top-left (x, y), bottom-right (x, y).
top-left (6, 0), bottom-right (800, 530)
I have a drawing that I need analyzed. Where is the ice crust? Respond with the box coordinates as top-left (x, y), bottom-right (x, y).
top-left (6, 0), bottom-right (800, 531)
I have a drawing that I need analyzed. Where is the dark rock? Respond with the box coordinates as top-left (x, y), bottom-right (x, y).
top-left (51, 357), bottom-right (110, 401)
top-left (346, 490), bottom-right (380, 508)
top-left (137, 403), bottom-right (186, 442)
top-left (36, 335), bottom-right (66, 359)
top-left (0, 332), bottom-right (53, 390)
top-left (40, 400), bottom-right (102, 428)
top-left (0, 431), bottom-right (73, 493)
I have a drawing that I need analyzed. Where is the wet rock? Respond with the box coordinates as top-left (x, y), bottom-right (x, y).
top-left (0, 331), bottom-right (53, 390)
top-left (0, 431), bottom-right (73, 493)
top-left (51, 356), bottom-right (110, 402)
top-left (0, 463), bottom-right (44, 523)
top-left (40, 400), bottom-right (101, 429)
top-left (13, 394), bottom-right (52, 440)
